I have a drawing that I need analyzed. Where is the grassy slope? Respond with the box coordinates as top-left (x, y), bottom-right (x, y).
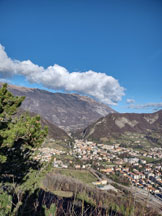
top-left (53, 168), bottom-right (98, 185)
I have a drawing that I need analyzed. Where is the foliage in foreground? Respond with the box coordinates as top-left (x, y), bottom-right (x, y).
top-left (42, 172), bottom-right (160, 216)
top-left (0, 84), bottom-right (49, 215)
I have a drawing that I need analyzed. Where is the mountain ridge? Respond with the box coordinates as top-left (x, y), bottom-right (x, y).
top-left (0, 82), bottom-right (115, 131)
top-left (80, 110), bottom-right (162, 148)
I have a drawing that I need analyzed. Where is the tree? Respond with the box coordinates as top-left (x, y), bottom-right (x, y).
top-left (0, 83), bottom-right (48, 215)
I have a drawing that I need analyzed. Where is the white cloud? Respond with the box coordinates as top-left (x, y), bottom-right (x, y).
top-left (128, 102), bottom-right (162, 110)
top-left (0, 78), bottom-right (11, 84)
top-left (126, 98), bottom-right (135, 104)
top-left (0, 44), bottom-right (125, 105)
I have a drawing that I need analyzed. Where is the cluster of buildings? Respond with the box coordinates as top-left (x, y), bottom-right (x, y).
top-left (73, 140), bottom-right (162, 196)
top-left (35, 147), bottom-right (71, 168)
top-left (72, 140), bottom-right (119, 162)
top-left (102, 165), bottom-right (162, 194)
top-left (35, 147), bottom-right (66, 162)
top-left (73, 140), bottom-right (162, 165)
top-left (34, 140), bottom-right (162, 197)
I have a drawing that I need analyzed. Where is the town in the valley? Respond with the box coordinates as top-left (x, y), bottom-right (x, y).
top-left (35, 139), bottom-right (162, 200)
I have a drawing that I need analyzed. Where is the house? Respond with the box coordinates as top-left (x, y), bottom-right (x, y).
top-left (130, 172), bottom-right (140, 180)
top-left (75, 165), bottom-right (81, 169)
top-left (140, 160), bottom-right (146, 164)
top-left (92, 179), bottom-right (107, 186)
top-left (114, 159), bottom-right (124, 165)
top-left (122, 167), bottom-right (129, 172)
top-left (100, 168), bottom-right (113, 173)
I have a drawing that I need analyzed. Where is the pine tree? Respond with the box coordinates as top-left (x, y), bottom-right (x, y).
top-left (0, 83), bottom-right (48, 215)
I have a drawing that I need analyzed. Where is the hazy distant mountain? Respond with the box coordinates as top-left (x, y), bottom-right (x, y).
top-left (0, 83), bottom-right (115, 131)
top-left (80, 110), bottom-right (162, 148)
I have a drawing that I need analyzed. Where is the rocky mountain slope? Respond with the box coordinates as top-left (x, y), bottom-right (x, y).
top-left (0, 83), bottom-right (115, 131)
top-left (16, 109), bottom-right (70, 141)
top-left (80, 110), bottom-right (162, 148)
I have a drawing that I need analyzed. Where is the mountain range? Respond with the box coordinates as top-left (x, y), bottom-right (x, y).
top-left (1, 83), bottom-right (162, 149)
top-left (80, 110), bottom-right (162, 148)
top-left (0, 83), bottom-right (115, 132)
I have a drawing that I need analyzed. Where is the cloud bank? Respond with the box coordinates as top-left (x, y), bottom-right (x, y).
top-left (0, 44), bottom-right (125, 105)
top-left (128, 102), bottom-right (162, 110)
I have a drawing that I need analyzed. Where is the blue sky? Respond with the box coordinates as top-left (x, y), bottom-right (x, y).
top-left (0, 0), bottom-right (162, 113)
